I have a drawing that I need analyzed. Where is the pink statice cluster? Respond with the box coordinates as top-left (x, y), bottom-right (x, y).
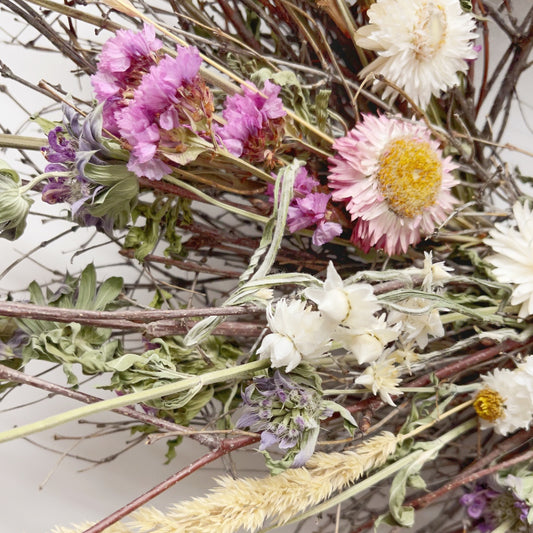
top-left (92, 26), bottom-right (214, 181)
top-left (91, 24), bottom-right (163, 135)
top-left (116, 47), bottom-right (213, 180)
top-left (269, 167), bottom-right (342, 246)
top-left (218, 80), bottom-right (286, 164)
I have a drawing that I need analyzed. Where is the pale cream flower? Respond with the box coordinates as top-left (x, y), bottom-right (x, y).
top-left (485, 201), bottom-right (533, 318)
top-left (355, 354), bottom-right (403, 405)
top-left (335, 314), bottom-right (400, 365)
top-left (391, 345), bottom-right (420, 374)
top-left (474, 361), bottom-right (533, 435)
top-left (305, 261), bottom-right (380, 329)
top-left (355, 0), bottom-right (478, 108)
top-left (388, 297), bottom-right (445, 348)
top-left (257, 299), bottom-right (332, 372)
top-left (406, 251), bottom-right (453, 291)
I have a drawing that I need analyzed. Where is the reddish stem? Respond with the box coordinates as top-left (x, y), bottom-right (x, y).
top-left (346, 338), bottom-right (533, 416)
top-left (350, 444), bottom-right (533, 533)
top-left (82, 434), bottom-right (259, 533)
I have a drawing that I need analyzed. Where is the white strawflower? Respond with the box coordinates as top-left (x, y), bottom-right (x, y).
top-left (305, 262), bottom-right (380, 329)
top-left (355, 0), bottom-right (478, 108)
top-left (485, 201), bottom-right (533, 318)
top-left (474, 359), bottom-right (533, 435)
top-left (388, 297), bottom-right (445, 348)
top-left (354, 354), bottom-right (403, 406)
top-left (257, 299), bottom-right (332, 372)
top-left (335, 314), bottom-right (400, 365)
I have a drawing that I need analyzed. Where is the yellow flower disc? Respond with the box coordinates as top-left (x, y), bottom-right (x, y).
top-left (376, 137), bottom-right (442, 218)
top-left (473, 388), bottom-right (505, 422)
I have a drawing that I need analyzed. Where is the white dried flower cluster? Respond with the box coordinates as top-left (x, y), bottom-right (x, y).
top-left (474, 355), bottom-right (533, 435)
top-left (485, 201), bottom-right (533, 318)
top-left (355, 0), bottom-right (478, 108)
top-left (258, 259), bottom-right (451, 405)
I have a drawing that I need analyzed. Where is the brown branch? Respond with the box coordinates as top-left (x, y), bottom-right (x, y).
top-left (410, 437), bottom-right (533, 511)
top-left (144, 320), bottom-right (264, 338)
top-left (0, 0), bottom-right (95, 75)
top-left (82, 434), bottom-right (260, 533)
top-left (0, 301), bottom-right (262, 325)
top-left (0, 363), bottom-right (218, 447)
top-left (481, 8), bottom-right (533, 140)
top-left (119, 248), bottom-right (242, 278)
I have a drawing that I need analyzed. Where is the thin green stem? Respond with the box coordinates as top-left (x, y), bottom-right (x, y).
top-left (19, 171), bottom-right (73, 193)
top-left (0, 359), bottom-right (269, 445)
top-left (163, 174), bottom-right (269, 223)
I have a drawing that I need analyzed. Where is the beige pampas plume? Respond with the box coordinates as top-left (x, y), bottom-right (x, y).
top-left (127, 431), bottom-right (398, 533)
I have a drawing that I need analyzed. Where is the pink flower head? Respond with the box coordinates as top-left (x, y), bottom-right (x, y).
top-left (328, 114), bottom-right (457, 255)
top-left (116, 46), bottom-right (214, 181)
top-left (91, 25), bottom-right (163, 133)
top-left (269, 167), bottom-right (341, 246)
top-left (287, 193), bottom-right (342, 246)
top-left (218, 80), bottom-right (286, 163)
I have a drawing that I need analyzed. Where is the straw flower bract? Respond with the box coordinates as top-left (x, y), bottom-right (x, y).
top-left (305, 261), bottom-right (380, 328)
top-left (355, 0), bottom-right (478, 108)
top-left (354, 354), bottom-right (403, 405)
top-left (257, 299), bottom-right (332, 372)
top-left (388, 297), bottom-right (445, 349)
top-left (485, 201), bottom-right (533, 318)
top-left (328, 114), bottom-right (457, 255)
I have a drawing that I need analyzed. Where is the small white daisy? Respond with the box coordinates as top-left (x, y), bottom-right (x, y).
top-left (406, 251), bottom-right (453, 291)
top-left (355, 0), bottom-right (478, 108)
top-left (485, 201), bottom-right (533, 318)
top-left (257, 299), bottom-right (332, 372)
top-left (335, 313), bottom-right (400, 365)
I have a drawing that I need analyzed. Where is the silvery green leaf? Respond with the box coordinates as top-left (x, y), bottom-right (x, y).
top-left (0, 161), bottom-right (33, 240)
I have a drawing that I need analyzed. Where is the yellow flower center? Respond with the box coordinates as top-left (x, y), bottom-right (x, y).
top-left (376, 137), bottom-right (442, 218)
top-left (414, 2), bottom-right (447, 58)
top-left (473, 388), bottom-right (505, 422)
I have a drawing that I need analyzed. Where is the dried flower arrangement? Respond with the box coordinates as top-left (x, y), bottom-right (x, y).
top-left (1, 0), bottom-right (533, 532)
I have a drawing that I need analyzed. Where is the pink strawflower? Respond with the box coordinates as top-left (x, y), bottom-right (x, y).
top-left (218, 80), bottom-right (286, 163)
top-left (328, 114), bottom-right (457, 255)
top-left (91, 24), bottom-right (163, 133)
top-left (116, 46), bottom-right (214, 181)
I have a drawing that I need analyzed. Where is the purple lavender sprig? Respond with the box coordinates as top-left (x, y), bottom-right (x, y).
top-left (40, 105), bottom-right (138, 231)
